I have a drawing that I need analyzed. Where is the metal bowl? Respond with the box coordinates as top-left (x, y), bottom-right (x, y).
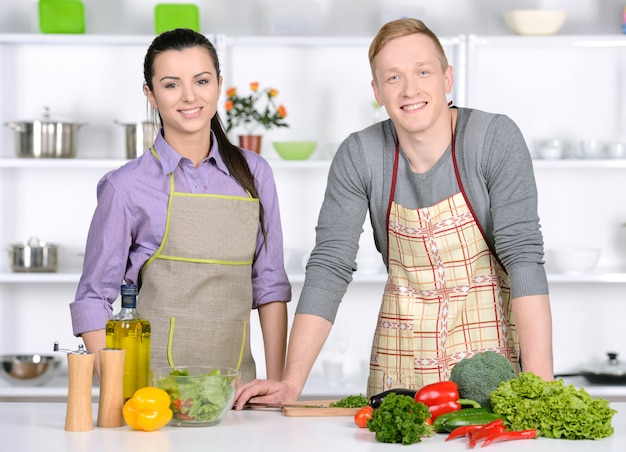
top-left (0, 354), bottom-right (62, 386)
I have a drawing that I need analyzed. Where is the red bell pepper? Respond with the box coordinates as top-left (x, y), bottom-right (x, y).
top-left (414, 381), bottom-right (480, 421)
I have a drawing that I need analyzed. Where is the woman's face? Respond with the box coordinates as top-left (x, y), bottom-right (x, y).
top-left (144, 46), bottom-right (222, 138)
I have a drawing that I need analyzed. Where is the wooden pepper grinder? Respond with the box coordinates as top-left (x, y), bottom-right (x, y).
top-left (97, 348), bottom-right (126, 428)
top-left (54, 342), bottom-right (95, 432)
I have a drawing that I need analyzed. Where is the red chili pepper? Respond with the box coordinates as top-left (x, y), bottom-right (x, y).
top-left (468, 419), bottom-right (505, 448)
top-left (414, 381), bottom-right (480, 421)
top-left (481, 429), bottom-right (537, 447)
top-left (445, 424), bottom-right (485, 441)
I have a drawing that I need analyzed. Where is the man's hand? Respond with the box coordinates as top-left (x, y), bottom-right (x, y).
top-left (233, 379), bottom-right (301, 410)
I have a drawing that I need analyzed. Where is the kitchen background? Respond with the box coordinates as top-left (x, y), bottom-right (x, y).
top-left (1, 0), bottom-right (625, 400)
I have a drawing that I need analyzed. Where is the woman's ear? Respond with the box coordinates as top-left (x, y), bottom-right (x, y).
top-left (144, 84), bottom-right (157, 109)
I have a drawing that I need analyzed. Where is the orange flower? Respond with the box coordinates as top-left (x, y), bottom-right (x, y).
top-left (224, 82), bottom-right (288, 133)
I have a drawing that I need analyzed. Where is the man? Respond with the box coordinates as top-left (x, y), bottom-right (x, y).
top-left (235, 18), bottom-right (553, 407)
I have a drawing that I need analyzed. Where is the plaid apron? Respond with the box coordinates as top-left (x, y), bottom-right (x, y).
top-left (366, 136), bottom-right (519, 396)
top-left (138, 148), bottom-right (259, 383)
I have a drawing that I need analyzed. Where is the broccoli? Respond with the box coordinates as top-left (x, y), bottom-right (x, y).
top-left (449, 351), bottom-right (516, 408)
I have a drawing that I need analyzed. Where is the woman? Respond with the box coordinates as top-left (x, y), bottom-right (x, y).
top-left (70, 28), bottom-right (290, 384)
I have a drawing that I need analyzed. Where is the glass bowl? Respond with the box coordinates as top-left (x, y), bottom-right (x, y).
top-left (152, 366), bottom-right (240, 427)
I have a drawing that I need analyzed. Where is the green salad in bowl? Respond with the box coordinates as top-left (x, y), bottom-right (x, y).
top-left (152, 366), bottom-right (240, 427)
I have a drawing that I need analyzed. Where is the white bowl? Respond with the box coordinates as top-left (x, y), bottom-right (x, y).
top-left (504, 10), bottom-right (567, 36)
top-left (579, 139), bottom-right (606, 159)
top-left (536, 139), bottom-right (566, 159)
top-left (606, 142), bottom-right (626, 159)
top-left (547, 248), bottom-right (601, 274)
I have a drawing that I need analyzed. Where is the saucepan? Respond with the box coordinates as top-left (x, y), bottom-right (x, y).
top-left (5, 107), bottom-right (87, 158)
top-left (555, 352), bottom-right (626, 385)
top-left (115, 121), bottom-right (157, 159)
top-left (8, 237), bottom-right (59, 273)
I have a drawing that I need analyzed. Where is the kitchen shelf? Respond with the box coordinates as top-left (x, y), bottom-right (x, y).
top-left (0, 157), bottom-right (332, 170)
top-left (3, 269), bottom-right (625, 285)
top-left (547, 269), bottom-right (626, 284)
top-left (0, 33), bottom-right (155, 46)
top-left (533, 159), bottom-right (626, 169)
top-left (226, 35), bottom-right (464, 48)
top-left (0, 158), bottom-right (128, 169)
top-left (468, 34), bottom-right (626, 49)
top-left (0, 272), bottom-right (82, 283)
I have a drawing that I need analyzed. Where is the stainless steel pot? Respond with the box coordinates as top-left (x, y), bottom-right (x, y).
top-left (4, 107), bottom-right (87, 158)
top-left (115, 121), bottom-right (157, 159)
top-left (555, 352), bottom-right (626, 385)
top-left (9, 237), bottom-right (59, 273)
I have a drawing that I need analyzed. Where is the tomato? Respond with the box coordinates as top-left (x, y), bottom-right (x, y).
top-left (354, 406), bottom-right (374, 428)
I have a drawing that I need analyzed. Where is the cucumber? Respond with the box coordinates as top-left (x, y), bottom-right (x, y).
top-left (433, 407), bottom-right (493, 433)
top-left (441, 411), bottom-right (507, 433)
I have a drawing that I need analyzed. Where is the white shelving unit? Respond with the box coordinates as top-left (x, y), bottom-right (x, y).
top-left (2, 32), bottom-right (626, 400)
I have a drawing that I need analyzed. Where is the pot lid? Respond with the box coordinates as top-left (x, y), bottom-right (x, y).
top-left (114, 119), bottom-right (153, 126)
top-left (581, 352), bottom-right (626, 376)
top-left (11, 237), bottom-right (58, 249)
top-left (14, 106), bottom-right (85, 125)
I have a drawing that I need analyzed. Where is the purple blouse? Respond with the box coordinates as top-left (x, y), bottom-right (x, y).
top-left (70, 132), bottom-right (291, 336)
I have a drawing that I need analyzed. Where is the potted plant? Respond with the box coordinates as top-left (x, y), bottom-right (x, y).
top-left (224, 82), bottom-right (288, 153)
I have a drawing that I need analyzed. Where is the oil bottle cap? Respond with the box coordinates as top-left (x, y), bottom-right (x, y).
top-left (121, 284), bottom-right (138, 296)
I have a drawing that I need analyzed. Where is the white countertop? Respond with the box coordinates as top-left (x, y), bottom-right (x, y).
top-left (1, 402), bottom-right (625, 452)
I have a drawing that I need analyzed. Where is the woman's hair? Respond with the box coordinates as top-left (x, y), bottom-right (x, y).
top-left (143, 28), bottom-right (266, 244)
top-left (368, 18), bottom-right (449, 80)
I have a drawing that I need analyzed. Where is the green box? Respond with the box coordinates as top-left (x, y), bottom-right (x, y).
top-left (154, 4), bottom-right (200, 34)
top-left (38, 0), bottom-right (85, 34)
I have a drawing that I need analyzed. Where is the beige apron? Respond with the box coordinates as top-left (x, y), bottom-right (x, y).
top-left (367, 133), bottom-right (520, 396)
top-left (139, 148), bottom-right (259, 383)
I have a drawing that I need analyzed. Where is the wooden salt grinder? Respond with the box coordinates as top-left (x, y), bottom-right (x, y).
top-left (97, 348), bottom-right (126, 428)
top-left (65, 348), bottom-right (95, 432)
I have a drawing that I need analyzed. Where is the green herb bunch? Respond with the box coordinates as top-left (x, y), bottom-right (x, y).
top-left (367, 392), bottom-right (434, 445)
top-left (490, 372), bottom-right (617, 439)
top-left (329, 394), bottom-right (368, 408)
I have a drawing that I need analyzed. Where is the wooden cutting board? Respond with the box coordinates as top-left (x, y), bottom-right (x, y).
top-left (281, 400), bottom-right (362, 417)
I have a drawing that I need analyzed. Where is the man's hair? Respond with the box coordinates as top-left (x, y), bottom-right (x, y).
top-left (368, 18), bottom-right (449, 80)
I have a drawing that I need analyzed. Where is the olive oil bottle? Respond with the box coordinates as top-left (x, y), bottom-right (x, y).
top-left (105, 284), bottom-right (150, 401)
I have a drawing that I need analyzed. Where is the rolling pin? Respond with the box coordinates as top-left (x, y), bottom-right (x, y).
top-left (97, 348), bottom-right (126, 428)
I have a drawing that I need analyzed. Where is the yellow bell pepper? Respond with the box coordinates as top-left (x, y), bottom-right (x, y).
top-left (123, 386), bottom-right (173, 431)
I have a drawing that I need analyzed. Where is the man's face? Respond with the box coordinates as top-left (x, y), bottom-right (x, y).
top-left (371, 33), bottom-right (453, 137)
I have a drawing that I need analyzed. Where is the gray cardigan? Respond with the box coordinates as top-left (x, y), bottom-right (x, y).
top-left (297, 107), bottom-right (549, 323)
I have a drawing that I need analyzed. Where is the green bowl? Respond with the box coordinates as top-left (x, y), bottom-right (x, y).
top-left (272, 141), bottom-right (317, 160)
